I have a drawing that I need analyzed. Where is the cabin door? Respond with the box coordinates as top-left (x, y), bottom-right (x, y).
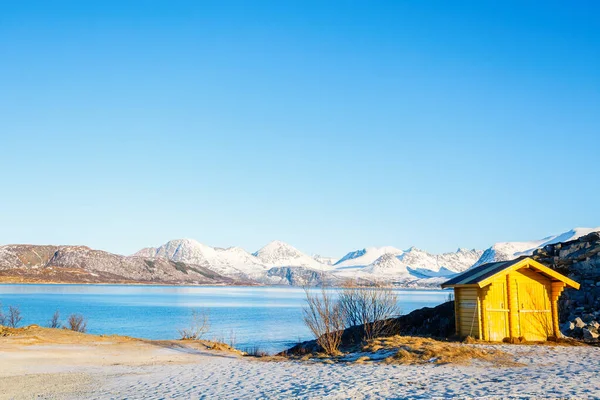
top-left (516, 279), bottom-right (552, 341)
top-left (485, 282), bottom-right (509, 341)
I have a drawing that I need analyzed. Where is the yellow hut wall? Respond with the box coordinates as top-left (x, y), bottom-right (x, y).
top-left (477, 267), bottom-right (558, 341)
top-left (455, 287), bottom-right (482, 338)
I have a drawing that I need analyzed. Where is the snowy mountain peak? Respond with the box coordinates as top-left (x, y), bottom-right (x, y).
top-left (334, 249), bottom-right (367, 266)
top-left (472, 227), bottom-right (600, 267)
top-left (253, 240), bottom-right (330, 269)
top-left (334, 246), bottom-right (404, 269)
top-left (254, 239), bottom-right (297, 252)
top-left (154, 238), bottom-right (218, 264)
top-left (252, 240), bottom-right (301, 259)
top-left (364, 253), bottom-right (410, 276)
top-left (218, 246), bottom-right (249, 254)
top-left (396, 247), bottom-right (483, 273)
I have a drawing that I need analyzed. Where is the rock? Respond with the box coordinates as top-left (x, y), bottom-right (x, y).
top-left (571, 327), bottom-right (584, 339)
top-left (589, 321), bottom-right (600, 330)
top-left (562, 321), bottom-right (575, 332)
top-left (574, 317), bottom-right (586, 328)
top-left (561, 322), bottom-right (575, 337)
top-left (583, 327), bottom-right (599, 340)
top-left (583, 314), bottom-right (595, 323)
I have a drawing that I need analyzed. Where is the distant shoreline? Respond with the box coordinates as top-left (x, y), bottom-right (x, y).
top-left (0, 279), bottom-right (445, 290)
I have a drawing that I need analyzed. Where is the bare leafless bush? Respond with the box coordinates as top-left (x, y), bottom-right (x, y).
top-left (0, 303), bottom-right (5, 326)
top-left (48, 310), bottom-right (61, 329)
top-left (7, 306), bottom-right (22, 328)
top-left (67, 313), bottom-right (87, 333)
top-left (178, 309), bottom-right (210, 340)
top-left (339, 283), bottom-right (401, 341)
top-left (302, 286), bottom-right (345, 355)
top-left (244, 345), bottom-right (268, 357)
top-left (228, 329), bottom-right (237, 348)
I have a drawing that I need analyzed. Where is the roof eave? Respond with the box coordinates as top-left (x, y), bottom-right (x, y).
top-left (441, 283), bottom-right (482, 289)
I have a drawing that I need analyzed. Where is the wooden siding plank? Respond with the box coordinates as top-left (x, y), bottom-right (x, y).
top-left (454, 289), bottom-right (460, 336)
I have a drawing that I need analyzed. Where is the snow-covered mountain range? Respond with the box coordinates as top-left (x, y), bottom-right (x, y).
top-left (131, 227), bottom-right (600, 287)
top-left (135, 239), bottom-right (269, 279)
top-left (1, 227), bottom-right (598, 287)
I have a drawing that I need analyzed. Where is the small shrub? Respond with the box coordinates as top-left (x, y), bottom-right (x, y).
top-left (67, 313), bottom-right (87, 333)
top-left (302, 286), bottom-right (345, 355)
top-left (338, 283), bottom-right (401, 341)
top-left (463, 335), bottom-right (477, 344)
top-left (48, 310), bottom-right (61, 329)
top-left (244, 346), bottom-right (268, 357)
top-left (7, 306), bottom-right (22, 328)
top-left (178, 309), bottom-right (210, 340)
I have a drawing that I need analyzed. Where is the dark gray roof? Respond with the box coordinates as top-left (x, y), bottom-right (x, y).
top-left (442, 257), bottom-right (528, 287)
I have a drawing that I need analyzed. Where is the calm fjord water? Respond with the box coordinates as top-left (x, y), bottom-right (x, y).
top-left (0, 285), bottom-right (448, 353)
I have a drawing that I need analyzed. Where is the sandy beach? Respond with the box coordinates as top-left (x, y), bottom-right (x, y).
top-left (1, 326), bottom-right (599, 399)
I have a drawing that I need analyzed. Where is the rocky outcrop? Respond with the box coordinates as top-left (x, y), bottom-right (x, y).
top-left (560, 317), bottom-right (600, 341)
top-left (0, 244), bottom-right (238, 285)
top-left (532, 231), bottom-right (600, 342)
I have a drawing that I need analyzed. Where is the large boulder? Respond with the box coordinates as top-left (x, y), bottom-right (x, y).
top-left (583, 327), bottom-right (599, 341)
top-left (560, 321), bottom-right (575, 336)
top-left (574, 317), bottom-right (586, 328)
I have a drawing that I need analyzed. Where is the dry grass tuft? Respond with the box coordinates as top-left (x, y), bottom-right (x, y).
top-left (364, 336), bottom-right (521, 366)
top-left (202, 340), bottom-right (240, 353)
top-left (462, 335), bottom-right (477, 344)
top-left (0, 325), bottom-right (42, 337)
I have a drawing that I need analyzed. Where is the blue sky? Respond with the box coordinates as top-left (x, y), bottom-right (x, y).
top-left (1, 1), bottom-right (599, 257)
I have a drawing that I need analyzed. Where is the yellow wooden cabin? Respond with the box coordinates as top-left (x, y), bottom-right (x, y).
top-left (441, 257), bottom-right (580, 342)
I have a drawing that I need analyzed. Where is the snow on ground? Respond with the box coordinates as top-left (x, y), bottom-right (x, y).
top-left (2, 342), bottom-right (599, 399)
top-left (82, 344), bottom-right (600, 399)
